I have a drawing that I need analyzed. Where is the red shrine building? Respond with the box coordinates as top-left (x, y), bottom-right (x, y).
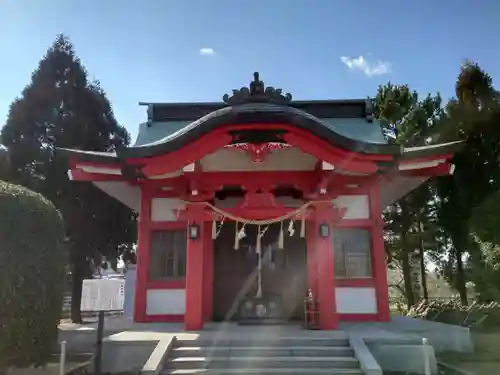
top-left (60, 73), bottom-right (459, 330)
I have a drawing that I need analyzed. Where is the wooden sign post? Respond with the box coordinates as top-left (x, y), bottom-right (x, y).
top-left (81, 279), bottom-right (125, 375)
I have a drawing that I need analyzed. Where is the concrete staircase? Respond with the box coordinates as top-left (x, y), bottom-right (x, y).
top-left (161, 336), bottom-right (363, 375)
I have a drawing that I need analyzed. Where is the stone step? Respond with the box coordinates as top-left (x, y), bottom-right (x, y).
top-left (171, 346), bottom-right (354, 357)
top-left (173, 338), bottom-right (350, 348)
top-left (166, 356), bottom-right (359, 370)
top-left (162, 368), bottom-right (363, 375)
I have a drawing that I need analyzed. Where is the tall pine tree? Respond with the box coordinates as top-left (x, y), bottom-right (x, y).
top-left (1, 35), bottom-right (136, 322)
top-left (435, 62), bottom-right (500, 303)
top-left (376, 83), bottom-right (444, 307)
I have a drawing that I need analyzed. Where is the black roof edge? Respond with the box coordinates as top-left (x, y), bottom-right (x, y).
top-left (138, 98), bottom-right (370, 107)
top-left (141, 99), bottom-right (374, 122)
top-left (56, 148), bottom-right (122, 165)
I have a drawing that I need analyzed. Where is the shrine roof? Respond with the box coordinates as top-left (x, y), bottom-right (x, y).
top-left (58, 104), bottom-right (461, 165)
top-left (57, 72), bottom-right (461, 165)
top-left (57, 103), bottom-right (392, 162)
top-left (134, 116), bottom-right (387, 147)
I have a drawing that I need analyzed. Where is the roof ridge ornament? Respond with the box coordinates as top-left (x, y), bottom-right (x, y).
top-left (222, 72), bottom-right (293, 106)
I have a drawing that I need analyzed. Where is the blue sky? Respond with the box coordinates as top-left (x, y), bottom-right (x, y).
top-left (1, 0), bottom-right (499, 141)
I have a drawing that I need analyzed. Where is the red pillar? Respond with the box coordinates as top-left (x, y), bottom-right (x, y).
top-left (184, 206), bottom-right (205, 330)
top-left (306, 220), bottom-right (318, 294)
top-left (203, 224), bottom-right (214, 322)
top-left (314, 203), bottom-right (339, 330)
top-left (134, 188), bottom-right (152, 322)
top-left (369, 179), bottom-right (391, 321)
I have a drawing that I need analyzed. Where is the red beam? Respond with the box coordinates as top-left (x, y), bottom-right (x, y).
top-left (125, 123), bottom-right (393, 177)
top-left (336, 278), bottom-right (374, 287)
top-left (141, 314), bottom-right (184, 323)
top-left (175, 204), bottom-right (348, 222)
top-left (140, 171), bottom-right (367, 189)
top-left (147, 280), bottom-right (185, 289)
top-left (130, 132), bottom-right (233, 177)
top-left (178, 207), bottom-right (303, 221)
top-left (284, 133), bottom-right (379, 174)
top-left (223, 124), bottom-right (394, 162)
top-left (67, 122), bottom-right (407, 180)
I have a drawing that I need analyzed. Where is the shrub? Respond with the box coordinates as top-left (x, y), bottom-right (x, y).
top-left (0, 181), bottom-right (66, 372)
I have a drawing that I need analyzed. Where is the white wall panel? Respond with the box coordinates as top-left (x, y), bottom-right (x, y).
top-left (200, 147), bottom-right (317, 171)
top-left (335, 287), bottom-right (377, 314)
top-left (150, 198), bottom-right (186, 221)
top-left (93, 181), bottom-right (141, 212)
top-left (333, 195), bottom-right (370, 219)
top-left (146, 289), bottom-right (185, 315)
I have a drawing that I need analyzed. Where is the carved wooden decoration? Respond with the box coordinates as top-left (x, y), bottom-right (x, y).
top-left (226, 143), bottom-right (290, 163)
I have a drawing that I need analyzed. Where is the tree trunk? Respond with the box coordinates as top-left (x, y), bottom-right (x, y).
top-left (418, 222), bottom-right (429, 302)
top-left (399, 200), bottom-right (415, 309)
top-left (70, 248), bottom-right (86, 323)
top-left (401, 251), bottom-right (415, 309)
top-left (455, 245), bottom-right (468, 306)
top-left (453, 177), bottom-right (469, 306)
top-left (447, 218), bottom-right (469, 306)
top-left (419, 250), bottom-right (428, 302)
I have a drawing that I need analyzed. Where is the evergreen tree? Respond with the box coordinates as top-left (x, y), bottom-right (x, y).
top-left (0, 35), bottom-right (136, 322)
top-left (376, 83), bottom-right (444, 307)
top-left (435, 61), bottom-right (500, 303)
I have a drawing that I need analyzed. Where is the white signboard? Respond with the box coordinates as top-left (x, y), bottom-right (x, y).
top-left (81, 279), bottom-right (125, 312)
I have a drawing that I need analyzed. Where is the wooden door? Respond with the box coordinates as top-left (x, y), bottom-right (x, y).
top-left (212, 222), bottom-right (307, 322)
top-left (212, 222), bottom-right (257, 321)
top-left (260, 225), bottom-right (308, 320)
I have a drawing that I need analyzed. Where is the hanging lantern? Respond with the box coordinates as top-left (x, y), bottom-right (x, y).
top-left (319, 222), bottom-right (330, 238)
top-left (188, 223), bottom-right (200, 240)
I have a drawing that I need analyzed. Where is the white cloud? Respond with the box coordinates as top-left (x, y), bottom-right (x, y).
top-left (199, 48), bottom-right (215, 56)
top-left (340, 55), bottom-right (392, 77)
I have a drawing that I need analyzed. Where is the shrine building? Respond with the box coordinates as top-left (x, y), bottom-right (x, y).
top-left (59, 73), bottom-right (459, 330)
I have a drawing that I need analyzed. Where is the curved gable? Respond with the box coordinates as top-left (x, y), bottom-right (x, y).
top-left (134, 117), bottom-right (387, 148)
top-left (123, 103), bottom-right (400, 159)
